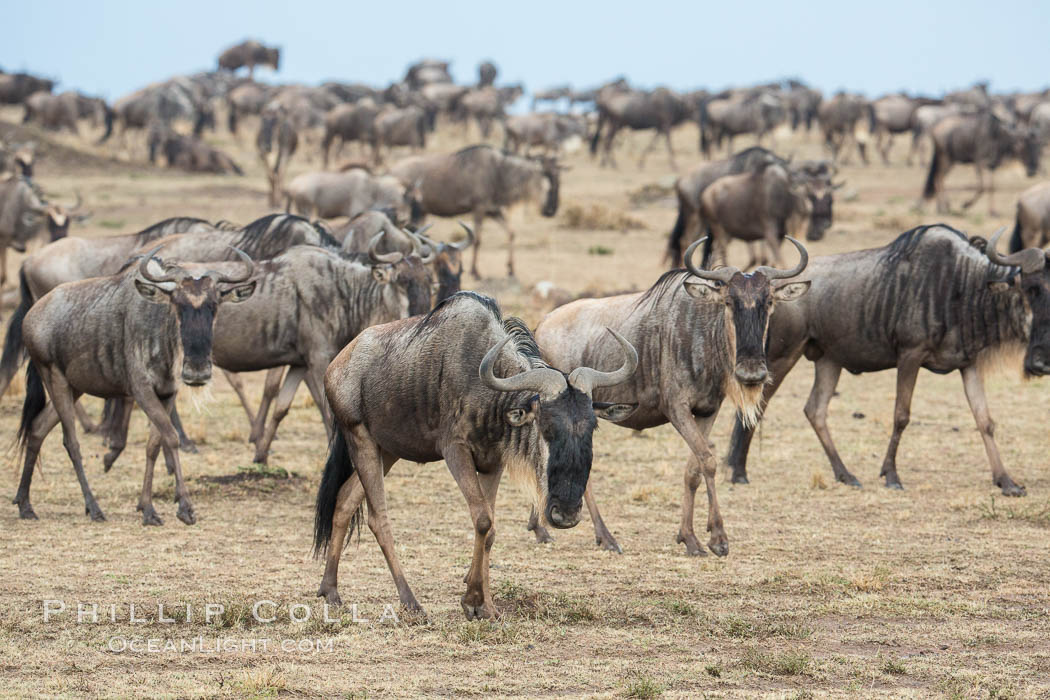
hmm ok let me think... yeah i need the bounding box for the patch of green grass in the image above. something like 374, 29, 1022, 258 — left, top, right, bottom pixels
740, 647, 812, 676
963, 633, 1000, 648
704, 664, 721, 678
588, 245, 614, 256
239, 463, 291, 479
719, 615, 812, 640
453, 620, 519, 645
98, 219, 125, 229
881, 658, 906, 675
622, 674, 664, 699
657, 599, 697, 618
977, 496, 1050, 527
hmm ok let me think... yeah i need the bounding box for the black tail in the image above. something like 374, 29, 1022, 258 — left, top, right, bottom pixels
867, 102, 877, 135
98, 108, 115, 144
666, 202, 688, 267
1009, 210, 1024, 253
698, 97, 711, 156
589, 110, 604, 156
313, 430, 361, 555
700, 223, 715, 269
17, 363, 46, 449
0, 267, 33, 400
227, 105, 238, 135
923, 148, 940, 200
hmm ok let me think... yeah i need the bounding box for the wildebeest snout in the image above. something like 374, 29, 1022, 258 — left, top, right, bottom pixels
1024, 347, 1050, 376
546, 500, 582, 529
181, 363, 213, 386
734, 359, 768, 386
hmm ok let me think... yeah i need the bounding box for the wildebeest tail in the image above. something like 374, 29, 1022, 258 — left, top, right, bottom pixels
227, 105, 238, 135
698, 97, 711, 155
867, 102, 877, 135
665, 202, 688, 267
17, 362, 46, 450
313, 429, 361, 555
922, 148, 940, 200
1009, 210, 1024, 253
700, 222, 715, 268
0, 267, 33, 400
589, 110, 604, 155
97, 107, 115, 143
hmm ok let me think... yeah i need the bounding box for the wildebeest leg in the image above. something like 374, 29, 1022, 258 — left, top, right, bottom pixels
317, 450, 398, 606
602, 123, 619, 168
253, 366, 306, 464
170, 404, 197, 454
638, 130, 662, 170
804, 357, 860, 486
726, 346, 808, 484
934, 159, 953, 214
250, 367, 286, 445
351, 425, 423, 613
469, 212, 486, 279
103, 397, 134, 472
73, 400, 99, 433
43, 368, 105, 521
138, 427, 164, 525
223, 369, 257, 428
960, 365, 1025, 497
880, 354, 923, 490
303, 362, 334, 441
584, 481, 621, 553
13, 403, 60, 520
668, 406, 727, 557
135, 389, 195, 524
962, 165, 985, 210
444, 443, 499, 619
526, 505, 554, 543
907, 130, 920, 166
491, 212, 516, 277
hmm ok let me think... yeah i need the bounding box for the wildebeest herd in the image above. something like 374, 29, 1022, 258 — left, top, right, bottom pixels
4, 42, 1050, 625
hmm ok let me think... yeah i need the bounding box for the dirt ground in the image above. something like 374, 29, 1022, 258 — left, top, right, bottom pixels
1, 108, 1049, 699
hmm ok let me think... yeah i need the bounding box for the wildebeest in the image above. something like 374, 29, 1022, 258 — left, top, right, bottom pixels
530, 238, 810, 554
412, 223, 475, 303
458, 85, 522, 139
390, 145, 560, 277
147, 124, 243, 175
530, 85, 571, 110
1009, 181, 1050, 251
313, 291, 638, 617
818, 93, 870, 165
0, 179, 88, 287
869, 94, 937, 165
371, 105, 426, 164
0, 140, 35, 178
923, 112, 1040, 215
23, 91, 112, 136
226, 81, 274, 134
503, 112, 587, 156
724, 225, 1050, 497
783, 81, 823, 132
699, 160, 835, 269
403, 59, 453, 90
699, 90, 786, 158
14, 248, 257, 524
0, 73, 54, 105
257, 107, 298, 206
284, 169, 408, 221
217, 40, 280, 78
591, 87, 693, 169
321, 100, 380, 166
477, 61, 498, 88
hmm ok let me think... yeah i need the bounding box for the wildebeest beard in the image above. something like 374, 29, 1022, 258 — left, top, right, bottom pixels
177, 301, 218, 380
540, 386, 597, 526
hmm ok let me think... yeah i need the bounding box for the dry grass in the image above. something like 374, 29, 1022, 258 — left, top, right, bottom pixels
1, 110, 1049, 696
560, 202, 648, 231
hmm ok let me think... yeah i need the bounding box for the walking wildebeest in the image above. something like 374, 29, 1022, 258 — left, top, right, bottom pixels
217, 40, 280, 78
0, 73, 54, 105
257, 107, 298, 206
321, 100, 380, 167
458, 86, 522, 139
591, 87, 693, 169
528, 237, 810, 554
313, 291, 638, 617
818, 93, 870, 165
226, 81, 273, 134
0, 179, 88, 287
699, 160, 835, 269
284, 170, 408, 221
869, 94, 937, 165
371, 105, 426, 164
503, 112, 588, 156
147, 124, 243, 175
699, 90, 786, 158
724, 225, 1050, 497
923, 112, 1041, 215
1009, 181, 1050, 251
531, 85, 571, 110
390, 145, 560, 278
23, 91, 112, 136
14, 247, 257, 525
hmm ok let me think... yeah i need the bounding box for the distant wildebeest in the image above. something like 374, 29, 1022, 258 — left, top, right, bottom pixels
418, 83, 469, 129
321, 100, 380, 167
390, 145, 560, 277
226, 81, 273, 134
102, 83, 215, 149
458, 85, 523, 139
477, 61, 497, 88
412, 223, 475, 303
665, 147, 790, 267
0, 73, 54, 105
783, 81, 823, 132
14, 248, 257, 525
531, 85, 571, 110
371, 105, 426, 164
908, 103, 966, 165
1009, 181, 1050, 251
699, 160, 836, 269
725, 226, 1050, 497
147, 124, 243, 175
923, 112, 1040, 215
591, 87, 694, 169
257, 107, 298, 206
1025, 101, 1050, 146
699, 90, 786, 158
0, 140, 35, 178
503, 112, 587, 156
0, 180, 88, 287
529, 238, 810, 554
313, 291, 638, 617
818, 93, 870, 165
403, 59, 453, 90
284, 169, 408, 221
869, 94, 938, 165
217, 40, 280, 78
23, 91, 112, 136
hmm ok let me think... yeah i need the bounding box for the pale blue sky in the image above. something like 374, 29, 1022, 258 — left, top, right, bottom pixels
5, 0, 1049, 101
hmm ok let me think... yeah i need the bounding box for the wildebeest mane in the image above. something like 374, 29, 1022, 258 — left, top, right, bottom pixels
411, 290, 501, 340
634, 269, 691, 311
133, 217, 211, 244
231, 213, 340, 258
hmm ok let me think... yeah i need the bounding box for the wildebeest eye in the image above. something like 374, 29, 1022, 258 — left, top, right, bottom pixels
504, 407, 535, 427
222, 282, 256, 303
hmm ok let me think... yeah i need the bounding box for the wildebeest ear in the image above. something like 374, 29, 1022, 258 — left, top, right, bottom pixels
592, 402, 636, 423
987, 280, 1012, 293
504, 405, 536, 427
134, 279, 172, 303
772, 280, 811, 301
682, 278, 722, 301
372, 266, 392, 283
221, 281, 257, 303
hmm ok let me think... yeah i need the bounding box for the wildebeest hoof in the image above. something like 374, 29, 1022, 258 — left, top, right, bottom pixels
103, 453, 119, 472
177, 503, 197, 525
461, 601, 494, 621
318, 587, 342, 607
596, 534, 623, 554
17, 502, 38, 520
87, 507, 106, 522
708, 538, 729, 557
1000, 483, 1026, 497
730, 472, 750, 485
676, 532, 707, 556
884, 479, 904, 490
529, 526, 554, 544
838, 473, 862, 488
179, 440, 199, 455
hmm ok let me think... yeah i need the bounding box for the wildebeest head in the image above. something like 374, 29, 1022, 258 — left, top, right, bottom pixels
17, 190, 89, 249
1015, 128, 1041, 177
135, 246, 257, 386
682, 237, 811, 422
479, 330, 638, 529
537, 156, 561, 218
796, 175, 842, 242
264, 47, 281, 71
13, 142, 34, 177
415, 221, 475, 303
986, 229, 1050, 376
366, 231, 434, 316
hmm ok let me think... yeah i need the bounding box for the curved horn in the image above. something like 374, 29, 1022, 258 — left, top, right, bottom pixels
66, 191, 84, 214
408, 228, 435, 264
683, 237, 736, 283
755, 237, 809, 280
137, 244, 179, 283
567, 328, 639, 394
209, 246, 255, 283
479, 336, 567, 396
368, 232, 404, 264
987, 227, 1046, 274
451, 221, 476, 251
